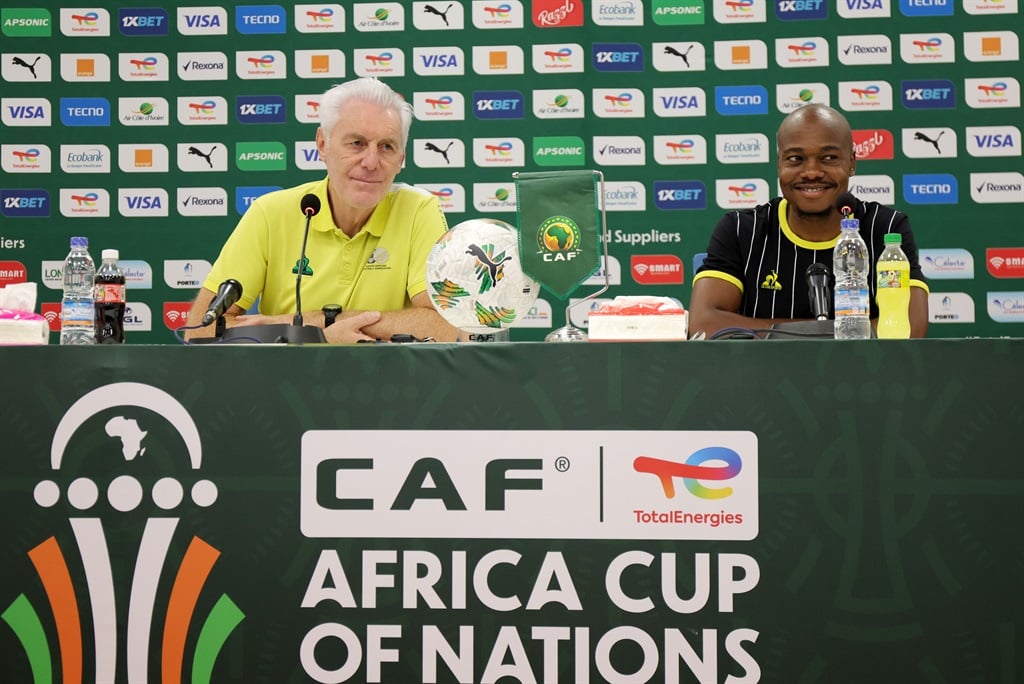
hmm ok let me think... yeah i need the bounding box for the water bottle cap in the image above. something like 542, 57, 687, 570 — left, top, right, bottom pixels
840, 218, 859, 231
102, 249, 119, 260
883, 233, 902, 245
70, 236, 88, 248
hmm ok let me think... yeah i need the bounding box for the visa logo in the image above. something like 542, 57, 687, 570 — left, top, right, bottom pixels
302, 148, 322, 163
660, 96, 699, 109
7, 106, 45, 119
126, 195, 162, 209
420, 54, 459, 68
973, 135, 1014, 148
183, 14, 221, 28
845, 0, 883, 6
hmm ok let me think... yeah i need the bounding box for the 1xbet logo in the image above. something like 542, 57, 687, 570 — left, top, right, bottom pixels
634, 447, 742, 499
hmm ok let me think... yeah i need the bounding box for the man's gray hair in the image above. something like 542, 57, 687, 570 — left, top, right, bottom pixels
318, 78, 413, 147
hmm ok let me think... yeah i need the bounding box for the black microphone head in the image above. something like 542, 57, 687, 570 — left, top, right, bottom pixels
221, 278, 242, 298
806, 262, 829, 280
300, 193, 321, 217
835, 192, 857, 217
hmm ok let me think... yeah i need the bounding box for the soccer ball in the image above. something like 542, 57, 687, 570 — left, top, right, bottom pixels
425, 218, 540, 334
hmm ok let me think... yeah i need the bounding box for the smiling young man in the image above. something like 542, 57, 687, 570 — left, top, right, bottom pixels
185, 78, 459, 343
689, 104, 929, 338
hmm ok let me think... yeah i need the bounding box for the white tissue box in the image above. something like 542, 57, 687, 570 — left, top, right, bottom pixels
587, 296, 689, 342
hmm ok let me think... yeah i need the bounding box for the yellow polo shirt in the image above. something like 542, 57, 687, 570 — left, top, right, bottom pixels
203, 178, 449, 314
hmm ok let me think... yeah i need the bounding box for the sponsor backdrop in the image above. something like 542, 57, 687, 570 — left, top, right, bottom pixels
0, 1, 1022, 342
0, 341, 1022, 682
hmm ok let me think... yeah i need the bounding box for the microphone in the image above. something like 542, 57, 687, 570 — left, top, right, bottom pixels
294, 193, 321, 327
836, 192, 857, 218
806, 263, 831, 321
201, 278, 243, 327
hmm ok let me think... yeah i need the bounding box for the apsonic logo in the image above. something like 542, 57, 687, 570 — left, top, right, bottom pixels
1, 383, 243, 684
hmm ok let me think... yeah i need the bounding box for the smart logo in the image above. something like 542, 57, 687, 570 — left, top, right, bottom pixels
634, 446, 742, 499
592, 43, 644, 72
715, 85, 769, 115
236, 96, 287, 124
899, 0, 952, 15
901, 79, 956, 109
236, 4, 286, 34
654, 180, 707, 209
1, 189, 50, 217
60, 98, 110, 126
775, 0, 828, 20
1, 383, 243, 684
473, 90, 524, 119
118, 8, 169, 35
903, 173, 958, 204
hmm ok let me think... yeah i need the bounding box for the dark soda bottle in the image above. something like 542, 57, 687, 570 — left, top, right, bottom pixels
94, 249, 126, 344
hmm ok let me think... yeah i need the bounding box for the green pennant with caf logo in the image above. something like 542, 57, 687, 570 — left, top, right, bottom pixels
514, 170, 601, 299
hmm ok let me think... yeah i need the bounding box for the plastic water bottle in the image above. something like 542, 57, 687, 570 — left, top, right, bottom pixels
833, 218, 871, 340
876, 233, 911, 339
94, 249, 127, 344
60, 236, 96, 345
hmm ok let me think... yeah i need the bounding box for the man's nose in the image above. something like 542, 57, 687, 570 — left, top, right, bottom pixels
360, 146, 380, 169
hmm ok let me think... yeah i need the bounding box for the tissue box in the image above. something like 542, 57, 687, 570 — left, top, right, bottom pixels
0, 309, 49, 345
587, 296, 688, 342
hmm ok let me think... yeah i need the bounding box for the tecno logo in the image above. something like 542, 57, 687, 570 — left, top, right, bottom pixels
301, 430, 758, 541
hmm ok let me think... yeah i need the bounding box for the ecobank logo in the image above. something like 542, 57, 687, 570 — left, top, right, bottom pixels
1, 383, 243, 684
300, 430, 758, 540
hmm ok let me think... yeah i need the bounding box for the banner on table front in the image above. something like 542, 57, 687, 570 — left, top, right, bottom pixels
301, 429, 758, 541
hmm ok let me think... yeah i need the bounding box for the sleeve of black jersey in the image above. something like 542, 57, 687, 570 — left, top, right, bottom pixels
697, 211, 747, 283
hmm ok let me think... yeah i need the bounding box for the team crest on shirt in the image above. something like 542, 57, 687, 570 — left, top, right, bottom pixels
760, 270, 782, 290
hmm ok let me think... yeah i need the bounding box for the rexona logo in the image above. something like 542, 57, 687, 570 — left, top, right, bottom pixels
652, 0, 706, 24
654, 180, 707, 210
533, 136, 585, 166
901, 79, 956, 109
715, 85, 769, 115
235, 142, 287, 170
903, 173, 958, 204
236, 4, 286, 34
592, 43, 644, 72
1, 189, 49, 217
300, 430, 758, 540
118, 7, 169, 35
1, 8, 52, 37
2, 383, 243, 683
473, 90, 524, 119
970, 172, 1024, 204
236, 95, 287, 124
775, 0, 828, 20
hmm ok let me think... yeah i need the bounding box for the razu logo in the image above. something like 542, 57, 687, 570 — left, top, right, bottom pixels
634, 447, 742, 499
2, 383, 243, 684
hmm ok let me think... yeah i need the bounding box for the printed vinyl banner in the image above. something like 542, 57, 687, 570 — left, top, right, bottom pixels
0, 341, 1021, 682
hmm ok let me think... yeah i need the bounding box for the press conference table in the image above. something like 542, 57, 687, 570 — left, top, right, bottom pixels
1, 339, 1021, 683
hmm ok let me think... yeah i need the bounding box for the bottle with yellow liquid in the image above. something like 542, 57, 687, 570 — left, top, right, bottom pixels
876, 233, 911, 339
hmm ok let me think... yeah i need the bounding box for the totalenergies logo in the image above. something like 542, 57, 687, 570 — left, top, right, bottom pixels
188, 100, 218, 115
71, 12, 100, 26
425, 95, 454, 110
543, 48, 573, 63
850, 84, 881, 100
70, 192, 100, 206
604, 92, 633, 107
306, 8, 335, 22
483, 4, 514, 17
246, 54, 276, 69
1, 383, 243, 684
725, 0, 755, 10
634, 447, 743, 499
129, 56, 159, 71
728, 183, 758, 198
665, 139, 695, 153
977, 81, 1007, 97
912, 37, 942, 52
365, 52, 394, 67
786, 41, 817, 56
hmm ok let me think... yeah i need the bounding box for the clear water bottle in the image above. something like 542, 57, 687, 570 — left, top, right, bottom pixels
876, 233, 911, 339
833, 218, 871, 340
94, 249, 127, 344
60, 236, 96, 345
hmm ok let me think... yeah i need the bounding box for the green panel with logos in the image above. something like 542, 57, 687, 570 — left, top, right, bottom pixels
0, 0, 1020, 341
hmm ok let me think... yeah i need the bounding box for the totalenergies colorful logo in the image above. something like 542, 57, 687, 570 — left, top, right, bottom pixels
129, 56, 159, 71
12, 148, 41, 162
483, 4, 513, 18
851, 84, 881, 100
365, 52, 394, 67
634, 447, 743, 499
426, 95, 454, 110
70, 192, 100, 206
188, 100, 218, 115
247, 54, 276, 69
977, 81, 1008, 97
786, 41, 817, 56
604, 92, 633, 106
912, 37, 942, 52
728, 183, 758, 198
666, 139, 696, 153
71, 12, 100, 26
1, 383, 243, 684
544, 48, 573, 63
725, 0, 755, 10
306, 8, 335, 22
484, 141, 514, 156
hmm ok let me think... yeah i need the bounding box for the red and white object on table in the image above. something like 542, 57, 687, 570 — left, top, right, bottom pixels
587, 296, 688, 342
